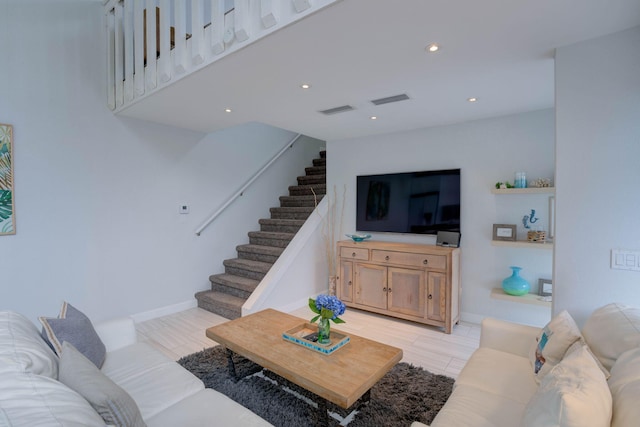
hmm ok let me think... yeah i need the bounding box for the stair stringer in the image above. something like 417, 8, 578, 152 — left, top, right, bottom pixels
242, 197, 331, 316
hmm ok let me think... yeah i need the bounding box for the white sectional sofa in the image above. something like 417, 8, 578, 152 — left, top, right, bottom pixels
0, 310, 272, 427
413, 303, 640, 427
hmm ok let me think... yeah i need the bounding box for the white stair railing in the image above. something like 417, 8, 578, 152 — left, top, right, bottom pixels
194, 133, 303, 236
104, 0, 340, 113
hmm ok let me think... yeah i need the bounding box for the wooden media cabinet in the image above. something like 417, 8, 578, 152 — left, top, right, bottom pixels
336, 240, 461, 333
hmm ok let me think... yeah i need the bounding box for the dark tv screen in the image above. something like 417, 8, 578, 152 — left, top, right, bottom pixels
356, 169, 461, 235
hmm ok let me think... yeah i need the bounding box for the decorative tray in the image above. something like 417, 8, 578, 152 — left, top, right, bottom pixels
282, 323, 350, 355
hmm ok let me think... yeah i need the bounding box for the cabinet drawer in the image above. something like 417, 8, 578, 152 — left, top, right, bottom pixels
371, 250, 446, 270
340, 246, 370, 260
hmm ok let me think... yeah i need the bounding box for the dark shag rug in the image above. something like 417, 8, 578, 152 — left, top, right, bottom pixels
178, 346, 454, 427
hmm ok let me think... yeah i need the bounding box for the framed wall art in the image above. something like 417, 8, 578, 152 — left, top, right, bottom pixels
0, 123, 15, 235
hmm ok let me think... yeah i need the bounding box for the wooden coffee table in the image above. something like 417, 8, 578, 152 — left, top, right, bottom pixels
206, 308, 402, 424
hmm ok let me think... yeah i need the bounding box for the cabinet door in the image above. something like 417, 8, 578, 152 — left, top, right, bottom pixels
387, 267, 425, 318
337, 260, 354, 303
426, 272, 447, 323
354, 263, 387, 309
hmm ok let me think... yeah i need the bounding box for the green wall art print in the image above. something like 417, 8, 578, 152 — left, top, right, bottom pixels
0, 123, 15, 235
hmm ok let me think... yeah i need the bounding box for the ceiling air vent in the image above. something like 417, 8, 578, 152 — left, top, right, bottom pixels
370, 94, 410, 106
319, 105, 355, 115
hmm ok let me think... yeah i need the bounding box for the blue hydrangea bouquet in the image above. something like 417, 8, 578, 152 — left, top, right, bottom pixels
309, 294, 346, 324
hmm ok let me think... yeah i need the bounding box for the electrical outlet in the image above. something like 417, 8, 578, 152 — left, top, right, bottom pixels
179, 205, 190, 214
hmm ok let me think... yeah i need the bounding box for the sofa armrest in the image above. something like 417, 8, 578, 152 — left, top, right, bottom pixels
94, 317, 137, 352
479, 317, 540, 358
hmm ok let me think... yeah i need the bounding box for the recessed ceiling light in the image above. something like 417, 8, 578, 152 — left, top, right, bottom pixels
426, 43, 439, 53
300, 84, 311, 89
370, 116, 378, 120
467, 97, 477, 102
224, 108, 232, 112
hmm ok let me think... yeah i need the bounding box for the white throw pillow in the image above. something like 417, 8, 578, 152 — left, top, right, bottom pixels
529, 310, 582, 382
0, 311, 58, 378
582, 302, 640, 371
58, 341, 146, 427
608, 347, 640, 427
521, 344, 612, 427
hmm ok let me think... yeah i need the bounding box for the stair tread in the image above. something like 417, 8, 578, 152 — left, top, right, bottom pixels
258, 218, 306, 226
196, 290, 245, 306
247, 231, 296, 239
223, 258, 273, 272
236, 244, 285, 255
209, 273, 259, 287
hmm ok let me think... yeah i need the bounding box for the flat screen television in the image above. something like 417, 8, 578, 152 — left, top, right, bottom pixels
356, 169, 461, 235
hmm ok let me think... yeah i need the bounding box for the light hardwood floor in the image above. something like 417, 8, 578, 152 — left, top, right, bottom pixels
136, 306, 481, 379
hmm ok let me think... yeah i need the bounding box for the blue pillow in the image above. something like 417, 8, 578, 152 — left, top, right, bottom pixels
40, 302, 106, 368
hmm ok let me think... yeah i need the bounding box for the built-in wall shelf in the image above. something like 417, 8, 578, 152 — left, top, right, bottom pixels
491, 288, 552, 308
491, 240, 554, 250
491, 187, 555, 195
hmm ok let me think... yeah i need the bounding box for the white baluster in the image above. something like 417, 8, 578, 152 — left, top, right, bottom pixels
260, 0, 279, 28
114, 2, 124, 108
292, 0, 311, 13
106, 8, 116, 110
158, 0, 172, 82
123, 0, 134, 101
174, 1, 188, 74
133, 0, 145, 95
234, 0, 250, 42
191, 0, 205, 65
144, 0, 157, 90
210, 0, 225, 55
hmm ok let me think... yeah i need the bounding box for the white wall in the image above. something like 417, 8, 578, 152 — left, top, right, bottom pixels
0, 1, 324, 323
554, 26, 640, 326
328, 110, 555, 326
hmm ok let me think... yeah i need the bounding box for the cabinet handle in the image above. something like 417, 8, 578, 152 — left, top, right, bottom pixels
423, 259, 428, 265
385, 256, 390, 261
352, 252, 357, 257
388, 287, 392, 293
383, 287, 387, 292
348, 281, 352, 286
428, 294, 433, 299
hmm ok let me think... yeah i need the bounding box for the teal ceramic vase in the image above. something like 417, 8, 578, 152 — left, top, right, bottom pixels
502, 266, 530, 296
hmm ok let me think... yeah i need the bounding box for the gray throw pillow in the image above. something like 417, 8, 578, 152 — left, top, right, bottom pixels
59, 341, 147, 427
39, 301, 106, 368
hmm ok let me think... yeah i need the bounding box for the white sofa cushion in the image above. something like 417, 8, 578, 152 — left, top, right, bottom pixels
521, 344, 612, 427
429, 383, 528, 427
101, 342, 203, 420
582, 302, 640, 371
0, 371, 105, 427
59, 341, 146, 427
456, 347, 538, 405
0, 311, 58, 378
529, 310, 581, 381
39, 302, 106, 368
146, 389, 273, 427
608, 346, 640, 427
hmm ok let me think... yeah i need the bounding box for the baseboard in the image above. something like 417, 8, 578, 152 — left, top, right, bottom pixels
131, 300, 197, 323
460, 311, 484, 325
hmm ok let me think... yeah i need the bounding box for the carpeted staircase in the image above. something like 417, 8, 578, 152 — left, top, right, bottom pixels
195, 151, 326, 319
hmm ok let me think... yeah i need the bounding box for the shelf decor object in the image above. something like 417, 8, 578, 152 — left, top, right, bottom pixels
345, 233, 371, 242
493, 224, 517, 241
282, 323, 350, 355
502, 266, 530, 296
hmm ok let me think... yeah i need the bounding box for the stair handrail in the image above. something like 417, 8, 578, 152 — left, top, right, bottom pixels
195, 133, 303, 236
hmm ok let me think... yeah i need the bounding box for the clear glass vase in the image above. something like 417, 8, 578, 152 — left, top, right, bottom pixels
317, 318, 331, 344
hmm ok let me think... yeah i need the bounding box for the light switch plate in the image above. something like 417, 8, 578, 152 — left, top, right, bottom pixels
611, 249, 640, 271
